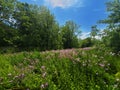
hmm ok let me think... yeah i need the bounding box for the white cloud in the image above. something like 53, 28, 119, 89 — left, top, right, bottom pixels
79, 32, 103, 40
44, 0, 83, 8
79, 32, 90, 39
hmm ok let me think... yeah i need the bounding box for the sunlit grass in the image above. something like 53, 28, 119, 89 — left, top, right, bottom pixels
0, 48, 120, 90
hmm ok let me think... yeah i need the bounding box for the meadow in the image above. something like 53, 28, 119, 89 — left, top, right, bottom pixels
0, 48, 120, 90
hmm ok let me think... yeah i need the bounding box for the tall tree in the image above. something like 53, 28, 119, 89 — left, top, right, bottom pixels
61, 21, 80, 49
13, 4, 62, 50
100, 0, 120, 53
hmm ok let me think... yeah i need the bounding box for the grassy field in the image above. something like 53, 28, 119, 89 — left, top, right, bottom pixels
0, 48, 120, 90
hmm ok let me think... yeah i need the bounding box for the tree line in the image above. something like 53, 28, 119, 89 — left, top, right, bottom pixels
0, 0, 80, 52
0, 0, 120, 53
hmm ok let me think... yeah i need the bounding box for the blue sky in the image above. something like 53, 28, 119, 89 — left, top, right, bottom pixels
19, 0, 110, 39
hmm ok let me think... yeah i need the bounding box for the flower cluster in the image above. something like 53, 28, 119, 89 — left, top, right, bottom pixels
40, 65, 49, 89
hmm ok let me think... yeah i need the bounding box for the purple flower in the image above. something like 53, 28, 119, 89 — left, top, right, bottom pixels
42, 72, 47, 78
99, 63, 105, 67
41, 82, 48, 89
29, 65, 34, 69
19, 73, 25, 79
41, 66, 46, 71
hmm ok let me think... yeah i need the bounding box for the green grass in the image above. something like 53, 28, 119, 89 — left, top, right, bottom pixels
0, 48, 120, 90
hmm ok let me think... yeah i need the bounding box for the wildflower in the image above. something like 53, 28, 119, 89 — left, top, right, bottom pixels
95, 63, 98, 65
29, 65, 34, 69
103, 81, 106, 84
75, 58, 80, 62
113, 84, 118, 88
24, 57, 27, 60
35, 59, 39, 63
30, 61, 34, 65
82, 63, 86, 66
110, 52, 115, 56
99, 63, 105, 67
96, 73, 98, 75
45, 82, 48, 87
105, 68, 108, 71
41, 84, 45, 89
116, 78, 120, 82
19, 73, 25, 79
42, 72, 47, 78
88, 60, 91, 63
14, 75, 19, 79
41, 82, 48, 89
9, 80, 13, 83
8, 73, 12, 77
41, 66, 46, 71
107, 63, 110, 66
94, 55, 97, 58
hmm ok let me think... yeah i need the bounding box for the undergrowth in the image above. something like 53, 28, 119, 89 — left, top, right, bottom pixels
0, 48, 120, 90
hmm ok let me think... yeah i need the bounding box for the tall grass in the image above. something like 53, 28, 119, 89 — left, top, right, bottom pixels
0, 48, 120, 90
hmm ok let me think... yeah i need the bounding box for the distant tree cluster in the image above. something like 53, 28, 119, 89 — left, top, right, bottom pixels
0, 0, 80, 52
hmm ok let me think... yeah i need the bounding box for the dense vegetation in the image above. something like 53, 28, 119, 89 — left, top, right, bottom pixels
0, 0, 80, 52
0, 49, 120, 89
0, 0, 120, 89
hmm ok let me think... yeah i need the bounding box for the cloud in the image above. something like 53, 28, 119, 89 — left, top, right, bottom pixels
79, 32, 103, 40
44, 0, 83, 8
79, 32, 90, 39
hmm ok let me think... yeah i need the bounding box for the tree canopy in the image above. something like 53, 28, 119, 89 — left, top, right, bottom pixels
100, 0, 120, 53
0, 0, 81, 52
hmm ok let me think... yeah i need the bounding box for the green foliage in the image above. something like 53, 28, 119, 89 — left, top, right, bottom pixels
0, 1, 67, 51
99, 0, 120, 26
0, 0, 16, 24
0, 49, 120, 89
0, 0, 81, 52
61, 21, 80, 49
99, 0, 120, 53
79, 37, 93, 48
0, 22, 18, 47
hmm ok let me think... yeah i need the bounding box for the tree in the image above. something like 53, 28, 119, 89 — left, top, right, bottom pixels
80, 37, 93, 48
99, 0, 120, 29
90, 25, 99, 39
99, 0, 120, 53
0, 22, 18, 47
0, 1, 81, 51
13, 4, 62, 51
61, 21, 80, 49
0, 0, 17, 25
